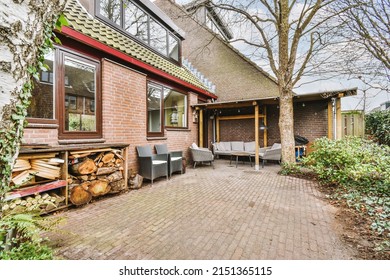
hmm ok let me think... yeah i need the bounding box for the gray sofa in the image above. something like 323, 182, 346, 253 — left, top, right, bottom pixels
259, 143, 282, 167
212, 141, 257, 157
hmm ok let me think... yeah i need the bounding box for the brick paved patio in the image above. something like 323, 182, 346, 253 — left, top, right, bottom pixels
45, 160, 355, 260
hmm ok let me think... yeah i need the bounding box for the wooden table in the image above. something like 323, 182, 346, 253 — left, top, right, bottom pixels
230, 152, 253, 168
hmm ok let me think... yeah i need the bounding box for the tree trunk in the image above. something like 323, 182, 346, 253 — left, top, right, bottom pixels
0, 0, 67, 199
278, 87, 296, 164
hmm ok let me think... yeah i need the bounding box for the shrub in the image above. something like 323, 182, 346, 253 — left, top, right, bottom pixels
365, 110, 390, 146
0, 241, 53, 260
302, 137, 390, 194
0, 211, 63, 260
302, 137, 390, 236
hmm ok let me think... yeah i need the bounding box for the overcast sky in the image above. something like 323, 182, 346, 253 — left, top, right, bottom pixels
162, 0, 389, 111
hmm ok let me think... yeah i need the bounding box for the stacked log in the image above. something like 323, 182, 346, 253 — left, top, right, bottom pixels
1, 192, 66, 214
11, 153, 64, 186
68, 149, 127, 205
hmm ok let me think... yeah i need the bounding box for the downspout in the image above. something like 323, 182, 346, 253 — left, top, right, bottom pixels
332, 97, 336, 140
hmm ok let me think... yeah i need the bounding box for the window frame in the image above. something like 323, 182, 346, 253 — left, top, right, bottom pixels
27, 47, 102, 139
95, 0, 181, 64
146, 81, 188, 137
58, 49, 102, 139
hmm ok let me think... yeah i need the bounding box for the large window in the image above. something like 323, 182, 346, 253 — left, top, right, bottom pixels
27, 48, 101, 139
63, 56, 98, 133
96, 0, 181, 63
28, 51, 55, 120
147, 82, 187, 136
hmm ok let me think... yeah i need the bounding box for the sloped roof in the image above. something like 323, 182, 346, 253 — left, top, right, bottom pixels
63, 0, 212, 95
161, 0, 279, 86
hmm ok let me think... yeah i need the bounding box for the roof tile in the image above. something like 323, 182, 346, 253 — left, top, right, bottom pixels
64, 0, 208, 91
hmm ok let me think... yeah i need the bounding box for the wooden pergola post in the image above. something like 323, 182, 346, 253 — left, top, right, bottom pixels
199, 109, 204, 147
254, 104, 260, 171
216, 116, 220, 142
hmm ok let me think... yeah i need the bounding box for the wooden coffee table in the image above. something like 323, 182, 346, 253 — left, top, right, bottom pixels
230, 152, 252, 168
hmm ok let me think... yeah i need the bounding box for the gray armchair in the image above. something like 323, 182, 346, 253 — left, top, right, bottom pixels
155, 143, 183, 177
259, 143, 282, 168
189, 143, 214, 168
136, 145, 168, 184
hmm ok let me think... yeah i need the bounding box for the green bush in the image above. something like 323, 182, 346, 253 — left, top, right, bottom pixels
0, 241, 53, 260
302, 137, 390, 236
302, 137, 390, 194
0, 211, 63, 260
365, 110, 390, 146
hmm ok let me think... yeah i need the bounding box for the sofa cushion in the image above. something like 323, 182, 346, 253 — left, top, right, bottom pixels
191, 143, 199, 149
231, 141, 244, 151
271, 143, 281, 149
244, 141, 256, 152
215, 142, 224, 151
220, 142, 231, 151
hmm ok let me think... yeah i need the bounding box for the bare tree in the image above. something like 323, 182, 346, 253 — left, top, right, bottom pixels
0, 0, 67, 195
338, 0, 389, 70
188, 0, 353, 163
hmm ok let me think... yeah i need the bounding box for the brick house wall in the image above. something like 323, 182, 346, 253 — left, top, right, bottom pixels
267, 101, 328, 145
215, 101, 328, 147
23, 59, 200, 173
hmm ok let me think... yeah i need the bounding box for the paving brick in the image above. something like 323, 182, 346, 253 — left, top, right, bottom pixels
45, 160, 355, 260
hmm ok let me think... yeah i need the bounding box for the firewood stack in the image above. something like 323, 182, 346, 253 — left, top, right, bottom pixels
68, 149, 127, 206
2, 192, 66, 214
11, 153, 64, 186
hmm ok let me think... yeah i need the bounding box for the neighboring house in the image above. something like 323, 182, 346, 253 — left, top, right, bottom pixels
373, 101, 390, 111
155, 0, 357, 148
23, 0, 216, 172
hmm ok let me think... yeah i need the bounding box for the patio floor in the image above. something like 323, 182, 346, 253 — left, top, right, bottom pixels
45, 159, 355, 260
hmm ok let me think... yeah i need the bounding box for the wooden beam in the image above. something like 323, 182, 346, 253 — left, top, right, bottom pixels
199, 109, 204, 147
327, 101, 333, 139
216, 116, 220, 142
263, 106, 268, 147
218, 114, 265, 121
196, 101, 255, 110
255, 105, 260, 170
336, 98, 342, 139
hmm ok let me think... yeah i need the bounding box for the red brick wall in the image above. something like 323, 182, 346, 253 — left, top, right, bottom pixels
23, 126, 58, 146
219, 119, 265, 147
217, 101, 328, 147
23, 59, 201, 174
267, 101, 328, 145
102, 60, 200, 172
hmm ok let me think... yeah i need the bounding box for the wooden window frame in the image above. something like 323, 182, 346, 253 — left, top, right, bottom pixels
57, 49, 102, 140
146, 81, 188, 137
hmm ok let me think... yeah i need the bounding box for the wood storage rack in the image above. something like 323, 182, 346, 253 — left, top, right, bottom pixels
4, 143, 129, 214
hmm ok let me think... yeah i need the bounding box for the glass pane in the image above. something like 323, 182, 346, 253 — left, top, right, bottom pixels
149, 19, 167, 55
124, 1, 148, 43
147, 84, 162, 133
64, 57, 96, 132
164, 89, 187, 128
168, 34, 179, 61
27, 51, 55, 119
99, 0, 121, 25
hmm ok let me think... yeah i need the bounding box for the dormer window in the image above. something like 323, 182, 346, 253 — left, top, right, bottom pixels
96, 0, 181, 63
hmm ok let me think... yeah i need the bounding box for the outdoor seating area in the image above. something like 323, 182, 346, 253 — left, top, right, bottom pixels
212, 141, 257, 157
259, 143, 282, 168
189, 143, 214, 168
